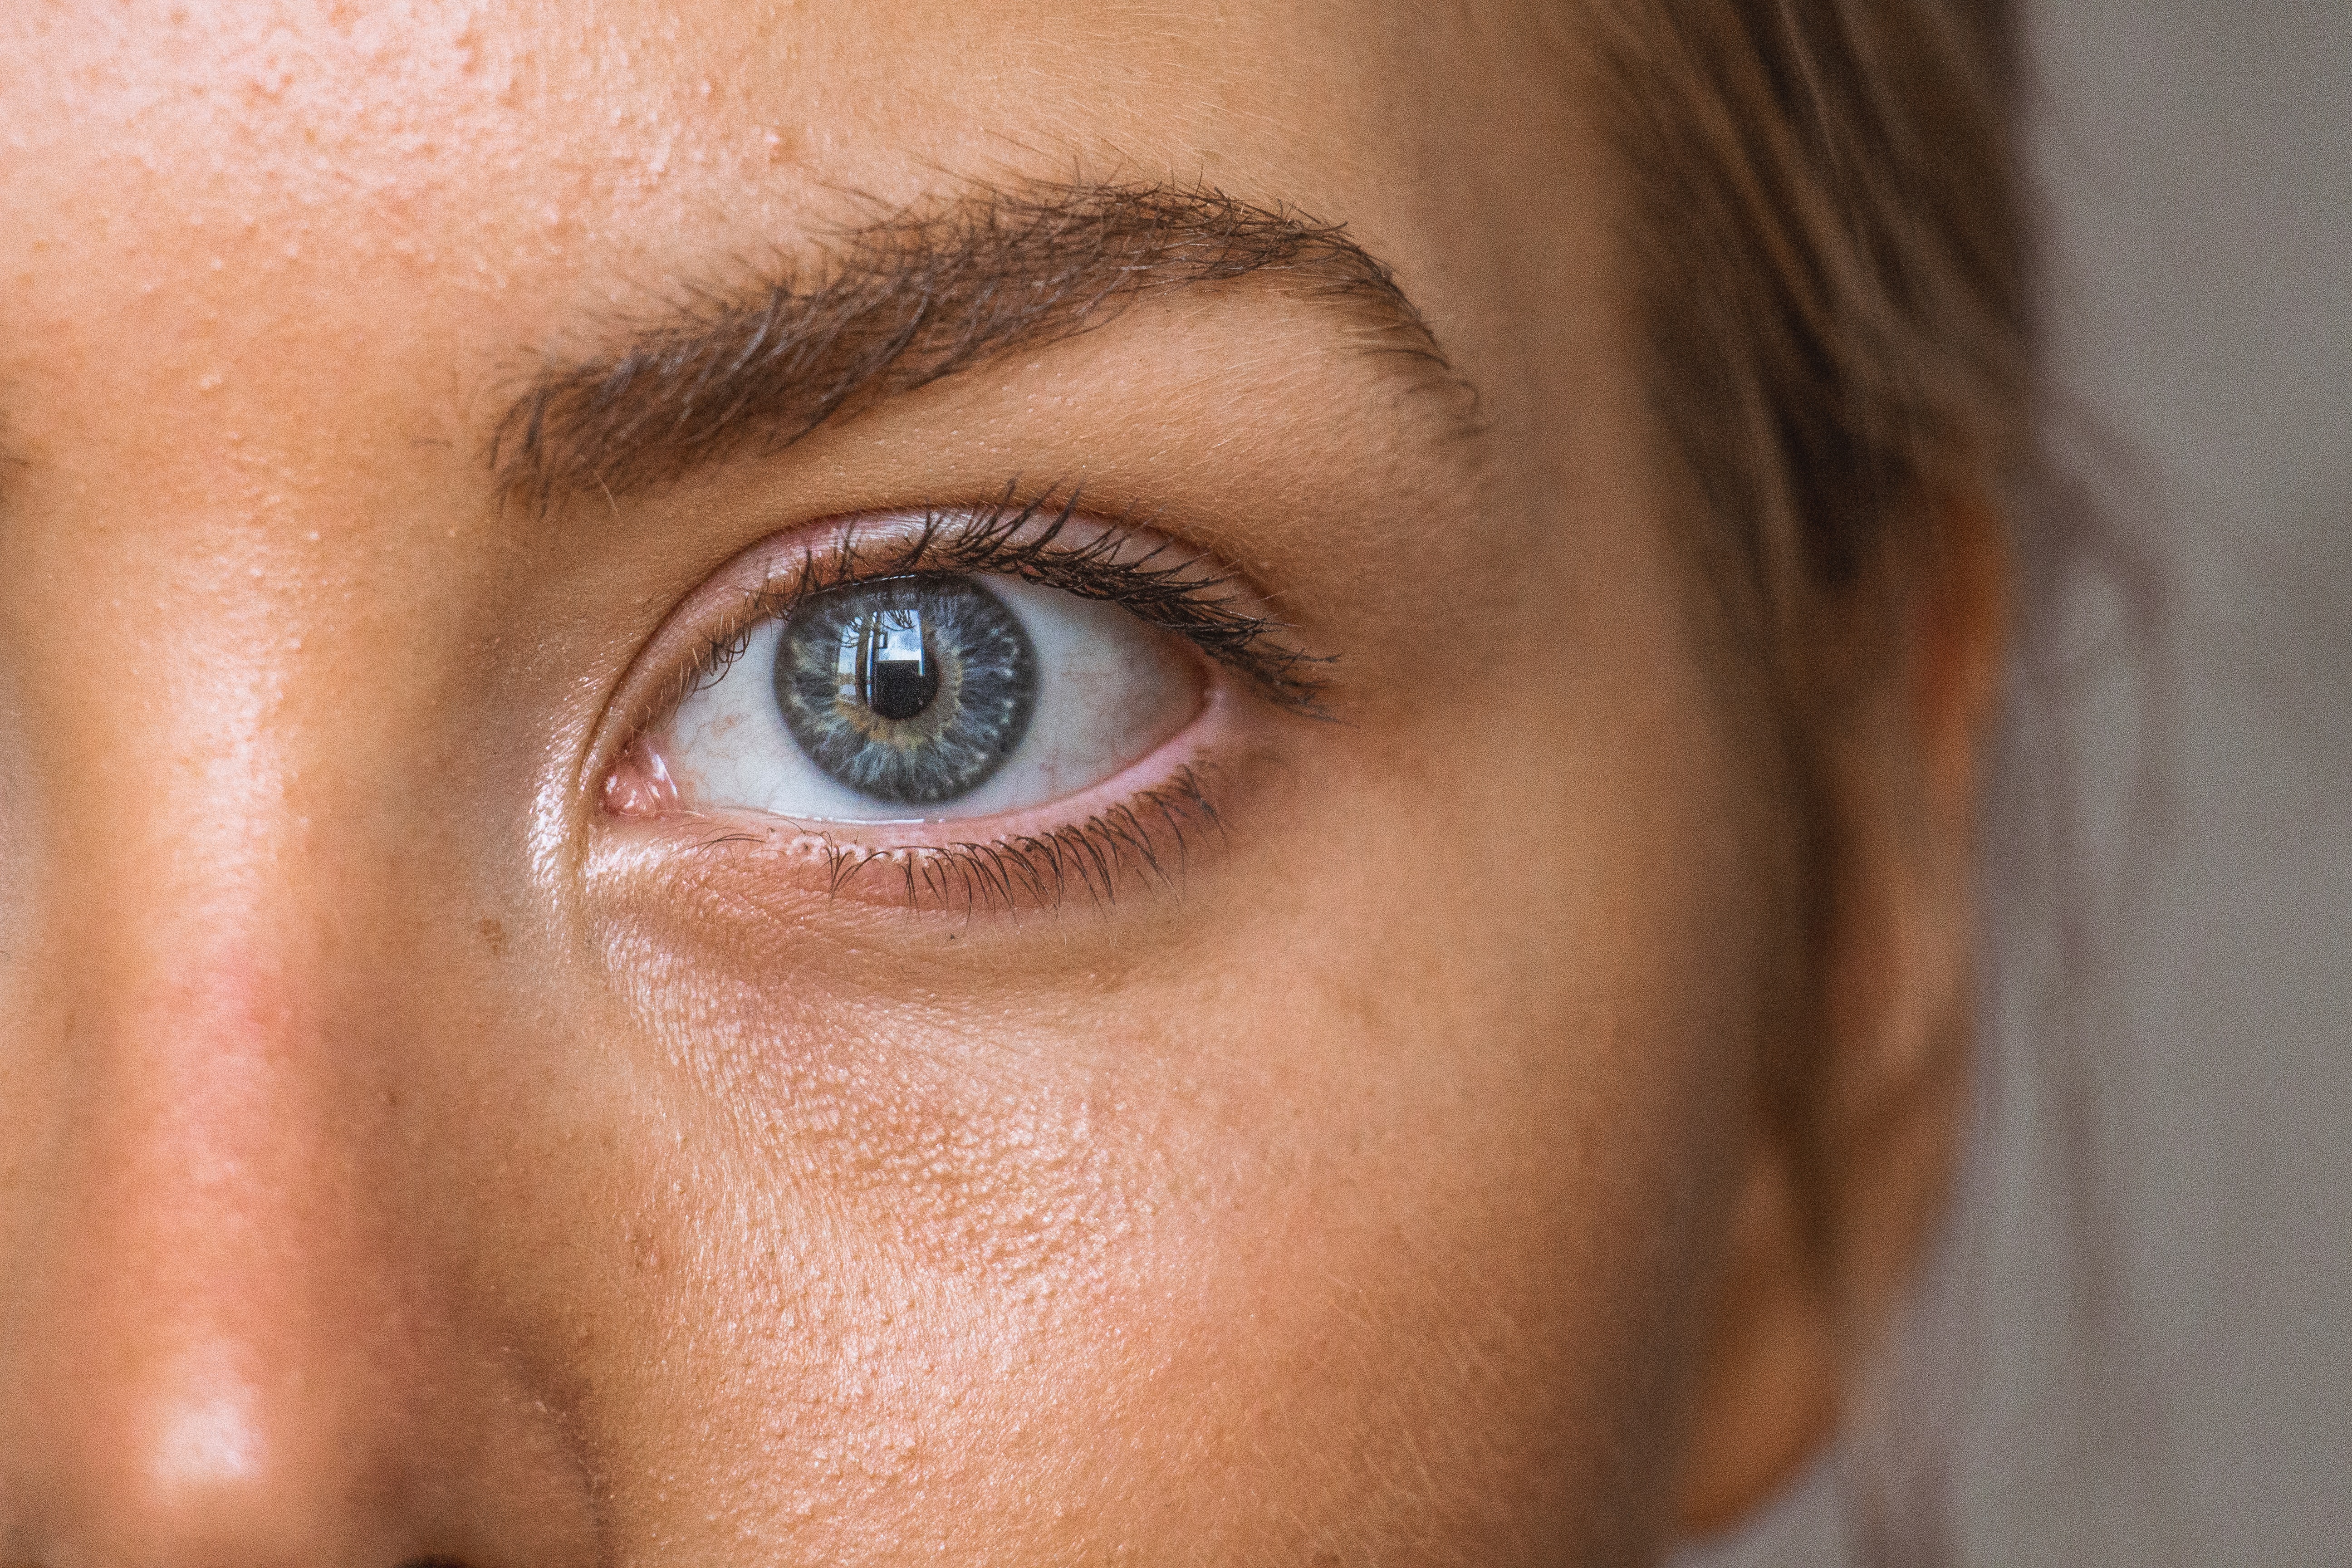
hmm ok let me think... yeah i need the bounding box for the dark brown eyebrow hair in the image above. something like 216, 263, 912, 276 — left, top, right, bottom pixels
491, 181, 1460, 511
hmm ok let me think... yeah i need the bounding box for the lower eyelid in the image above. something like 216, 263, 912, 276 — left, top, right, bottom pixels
597, 681, 1254, 915
771, 763, 1221, 911
599, 760, 1229, 916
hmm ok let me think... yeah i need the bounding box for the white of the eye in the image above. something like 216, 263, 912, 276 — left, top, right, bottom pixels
661, 575, 1198, 824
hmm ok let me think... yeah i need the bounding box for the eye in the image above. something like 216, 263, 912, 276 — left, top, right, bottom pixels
645, 570, 1201, 823
596, 500, 1330, 856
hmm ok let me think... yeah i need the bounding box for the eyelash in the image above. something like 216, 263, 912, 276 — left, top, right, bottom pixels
701, 761, 1229, 915
617, 488, 1322, 913
666, 488, 1330, 717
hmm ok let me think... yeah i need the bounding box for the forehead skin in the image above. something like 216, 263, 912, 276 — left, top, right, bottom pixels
0, 3, 1783, 1566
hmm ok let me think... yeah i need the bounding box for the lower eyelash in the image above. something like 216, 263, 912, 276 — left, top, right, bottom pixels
686, 764, 1224, 915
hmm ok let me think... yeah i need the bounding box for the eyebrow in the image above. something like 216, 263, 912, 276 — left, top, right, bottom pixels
491, 181, 1460, 510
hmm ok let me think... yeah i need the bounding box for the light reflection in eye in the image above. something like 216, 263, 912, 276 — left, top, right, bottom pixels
845, 603, 936, 721
651, 573, 1201, 824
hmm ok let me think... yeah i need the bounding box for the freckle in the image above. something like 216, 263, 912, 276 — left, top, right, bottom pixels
477, 916, 509, 956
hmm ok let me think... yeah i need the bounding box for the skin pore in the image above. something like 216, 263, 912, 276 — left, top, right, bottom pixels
0, 2, 2001, 1564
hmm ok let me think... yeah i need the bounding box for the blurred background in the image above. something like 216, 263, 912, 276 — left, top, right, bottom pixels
1684, 2, 2351, 1563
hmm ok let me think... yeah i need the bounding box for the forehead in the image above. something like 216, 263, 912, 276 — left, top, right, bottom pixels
0, 2, 1558, 352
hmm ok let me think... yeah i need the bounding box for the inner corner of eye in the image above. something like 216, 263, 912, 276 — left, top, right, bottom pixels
602, 734, 682, 819
633, 568, 1205, 827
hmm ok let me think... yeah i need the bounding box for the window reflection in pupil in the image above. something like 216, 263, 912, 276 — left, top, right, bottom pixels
845, 610, 938, 721
775, 575, 1039, 807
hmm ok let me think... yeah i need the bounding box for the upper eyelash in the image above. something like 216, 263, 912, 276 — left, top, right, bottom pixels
671, 488, 1334, 717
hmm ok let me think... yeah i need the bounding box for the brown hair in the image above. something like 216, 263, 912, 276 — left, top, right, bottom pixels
1581, 3, 2039, 1561
1584, 0, 2033, 626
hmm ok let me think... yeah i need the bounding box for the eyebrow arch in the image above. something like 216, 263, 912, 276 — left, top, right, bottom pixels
491, 181, 1460, 511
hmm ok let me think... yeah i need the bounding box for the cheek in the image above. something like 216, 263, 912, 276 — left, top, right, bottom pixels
553, 659, 1775, 1563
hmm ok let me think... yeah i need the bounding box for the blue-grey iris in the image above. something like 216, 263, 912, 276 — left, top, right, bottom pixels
773, 576, 1038, 806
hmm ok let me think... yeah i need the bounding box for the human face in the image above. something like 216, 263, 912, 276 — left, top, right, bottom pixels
0, 2, 1802, 1563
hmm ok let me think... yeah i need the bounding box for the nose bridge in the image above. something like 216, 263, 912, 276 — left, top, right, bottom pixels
0, 594, 597, 1566
61, 937, 373, 1391
7, 572, 399, 1454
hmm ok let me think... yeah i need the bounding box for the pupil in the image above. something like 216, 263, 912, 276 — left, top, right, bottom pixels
862, 609, 939, 721
778, 575, 1038, 806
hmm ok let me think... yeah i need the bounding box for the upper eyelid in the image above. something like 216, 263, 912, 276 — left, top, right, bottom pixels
671, 496, 1335, 715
